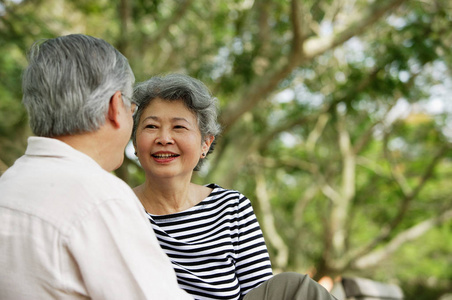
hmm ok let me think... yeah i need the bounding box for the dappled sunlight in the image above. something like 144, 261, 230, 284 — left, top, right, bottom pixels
1, 0, 451, 298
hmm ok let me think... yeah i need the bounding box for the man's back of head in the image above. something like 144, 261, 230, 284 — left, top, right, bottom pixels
22, 34, 135, 137
21, 34, 137, 171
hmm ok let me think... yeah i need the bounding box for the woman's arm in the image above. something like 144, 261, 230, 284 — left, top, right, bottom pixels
234, 193, 274, 297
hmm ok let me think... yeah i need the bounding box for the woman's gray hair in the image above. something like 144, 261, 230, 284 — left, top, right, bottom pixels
22, 34, 135, 137
132, 74, 222, 171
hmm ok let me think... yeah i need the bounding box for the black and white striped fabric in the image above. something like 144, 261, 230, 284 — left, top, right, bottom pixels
146, 183, 273, 300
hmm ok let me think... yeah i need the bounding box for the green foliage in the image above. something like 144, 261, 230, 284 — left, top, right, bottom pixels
1, 0, 451, 296
387, 223, 452, 299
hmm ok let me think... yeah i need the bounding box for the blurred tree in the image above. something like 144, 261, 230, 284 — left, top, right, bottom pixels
1, 0, 451, 297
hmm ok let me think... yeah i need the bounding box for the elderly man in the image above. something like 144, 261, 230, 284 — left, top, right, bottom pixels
0, 34, 191, 299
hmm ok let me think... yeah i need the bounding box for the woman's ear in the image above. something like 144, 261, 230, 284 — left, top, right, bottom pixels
201, 135, 215, 156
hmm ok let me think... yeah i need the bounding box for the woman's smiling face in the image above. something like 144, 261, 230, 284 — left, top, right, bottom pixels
135, 98, 211, 180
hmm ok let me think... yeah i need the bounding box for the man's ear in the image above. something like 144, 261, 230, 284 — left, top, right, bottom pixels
108, 91, 123, 128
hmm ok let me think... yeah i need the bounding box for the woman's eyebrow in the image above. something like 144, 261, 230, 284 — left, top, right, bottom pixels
142, 116, 159, 122
172, 117, 190, 123
142, 116, 191, 123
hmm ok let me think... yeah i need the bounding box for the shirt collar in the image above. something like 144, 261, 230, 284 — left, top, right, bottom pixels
25, 136, 101, 169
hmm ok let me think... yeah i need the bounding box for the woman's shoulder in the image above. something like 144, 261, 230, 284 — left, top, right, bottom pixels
205, 183, 236, 194
204, 183, 248, 202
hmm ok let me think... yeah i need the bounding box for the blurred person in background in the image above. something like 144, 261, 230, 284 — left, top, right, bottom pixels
0, 34, 192, 300
131, 73, 337, 300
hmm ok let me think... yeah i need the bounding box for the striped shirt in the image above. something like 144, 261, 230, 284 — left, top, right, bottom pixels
146, 184, 273, 300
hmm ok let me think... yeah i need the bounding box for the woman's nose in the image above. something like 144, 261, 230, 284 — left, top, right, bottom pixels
155, 129, 174, 145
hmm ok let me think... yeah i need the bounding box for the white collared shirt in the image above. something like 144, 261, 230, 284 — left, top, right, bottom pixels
0, 137, 192, 299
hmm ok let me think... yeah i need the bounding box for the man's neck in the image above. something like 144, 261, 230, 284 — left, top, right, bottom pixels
55, 128, 121, 172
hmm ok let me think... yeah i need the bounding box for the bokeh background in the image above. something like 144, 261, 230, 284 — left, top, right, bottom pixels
1, 0, 451, 298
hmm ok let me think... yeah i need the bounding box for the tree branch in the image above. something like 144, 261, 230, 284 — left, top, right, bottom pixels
253, 162, 289, 270
117, 0, 132, 55
219, 0, 305, 129
384, 142, 448, 233
346, 144, 450, 264
306, 113, 330, 153
303, 0, 409, 59
328, 109, 355, 255
256, 0, 272, 57
352, 208, 452, 269
353, 100, 395, 155
220, 0, 408, 130
294, 184, 319, 227
290, 0, 306, 57
141, 0, 194, 48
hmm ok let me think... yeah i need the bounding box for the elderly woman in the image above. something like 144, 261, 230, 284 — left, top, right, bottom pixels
131, 74, 337, 300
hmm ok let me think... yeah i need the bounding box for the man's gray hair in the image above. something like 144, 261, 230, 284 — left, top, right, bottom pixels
22, 34, 135, 137
132, 74, 222, 171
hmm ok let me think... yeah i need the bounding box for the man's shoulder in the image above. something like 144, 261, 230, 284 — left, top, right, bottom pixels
0, 157, 137, 234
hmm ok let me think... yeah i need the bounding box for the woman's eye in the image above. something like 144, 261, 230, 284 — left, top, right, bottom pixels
145, 124, 157, 129
174, 125, 186, 129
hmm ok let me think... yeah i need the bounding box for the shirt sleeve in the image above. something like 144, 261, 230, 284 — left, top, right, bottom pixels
63, 197, 193, 300
234, 193, 273, 296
